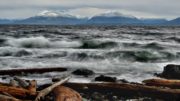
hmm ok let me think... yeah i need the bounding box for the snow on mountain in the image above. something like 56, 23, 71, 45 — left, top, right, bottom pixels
96, 11, 136, 18
87, 11, 140, 25
1, 9, 179, 25
37, 10, 77, 18
37, 10, 59, 17
13, 10, 88, 25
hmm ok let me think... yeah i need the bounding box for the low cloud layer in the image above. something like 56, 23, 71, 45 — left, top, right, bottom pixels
0, 0, 179, 19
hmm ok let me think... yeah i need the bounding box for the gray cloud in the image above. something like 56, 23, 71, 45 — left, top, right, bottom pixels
0, 0, 179, 19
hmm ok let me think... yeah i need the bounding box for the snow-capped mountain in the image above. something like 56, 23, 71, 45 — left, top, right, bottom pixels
14, 10, 87, 25
2, 10, 180, 25
87, 11, 140, 25
97, 11, 136, 18
37, 10, 78, 18
37, 10, 59, 17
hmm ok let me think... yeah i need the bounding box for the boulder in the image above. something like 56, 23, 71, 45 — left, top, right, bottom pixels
158, 64, 180, 79
72, 69, 94, 77
95, 75, 117, 82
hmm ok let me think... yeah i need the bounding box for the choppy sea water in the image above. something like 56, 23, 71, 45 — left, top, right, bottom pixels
0, 25, 180, 83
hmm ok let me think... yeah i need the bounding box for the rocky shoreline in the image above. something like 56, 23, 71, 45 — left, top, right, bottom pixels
0, 64, 179, 101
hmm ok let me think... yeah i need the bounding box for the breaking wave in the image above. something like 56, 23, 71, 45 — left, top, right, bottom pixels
40, 50, 178, 62
1, 25, 180, 83
6, 36, 81, 48
106, 50, 176, 62
7, 37, 51, 48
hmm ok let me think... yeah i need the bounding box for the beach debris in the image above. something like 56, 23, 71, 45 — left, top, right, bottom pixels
0, 81, 37, 100
14, 76, 29, 88
64, 82, 180, 101
35, 76, 70, 101
0, 94, 21, 101
0, 66, 180, 100
72, 69, 94, 77
0, 76, 83, 101
95, 75, 117, 82
0, 76, 179, 101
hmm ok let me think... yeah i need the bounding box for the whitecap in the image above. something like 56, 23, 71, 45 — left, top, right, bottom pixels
6, 36, 82, 48
7, 36, 51, 48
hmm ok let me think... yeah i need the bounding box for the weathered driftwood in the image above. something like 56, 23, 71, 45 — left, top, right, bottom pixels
12, 77, 37, 94
143, 78, 180, 89
0, 94, 21, 101
64, 82, 180, 100
10, 79, 19, 87
0, 84, 37, 98
35, 76, 70, 101
14, 76, 29, 88
27, 80, 37, 94
0, 67, 67, 75
53, 86, 82, 101
0, 82, 11, 86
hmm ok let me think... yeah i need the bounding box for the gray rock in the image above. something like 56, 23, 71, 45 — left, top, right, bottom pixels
72, 69, 94, 77
158, 64, 180, 79
95, 75, 117, 82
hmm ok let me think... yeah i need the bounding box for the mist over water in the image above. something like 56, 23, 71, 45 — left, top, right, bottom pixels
0, 25, 180, 82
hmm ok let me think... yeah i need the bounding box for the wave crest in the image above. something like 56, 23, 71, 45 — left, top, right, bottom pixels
106, 50, 176, 62
7, 36, 81, 48
7, 37, 51, 48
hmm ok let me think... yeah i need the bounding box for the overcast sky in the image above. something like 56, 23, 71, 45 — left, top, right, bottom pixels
0, 0, 179, 19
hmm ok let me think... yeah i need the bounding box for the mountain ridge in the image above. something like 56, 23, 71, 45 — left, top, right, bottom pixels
0, 11, 179, 25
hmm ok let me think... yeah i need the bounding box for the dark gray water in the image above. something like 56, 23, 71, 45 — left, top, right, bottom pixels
0, 25, 180, 83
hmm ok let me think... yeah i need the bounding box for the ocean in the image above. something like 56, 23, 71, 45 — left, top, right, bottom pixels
0, 25, 179, 83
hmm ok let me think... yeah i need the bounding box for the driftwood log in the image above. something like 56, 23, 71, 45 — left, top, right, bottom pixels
10, 79, 19, 87
53, 86, 82, 101
0, 76, 74, 101
143, 78, 180, 89
0, 67, 67, 75
64, 82, 180, 100
0, 84, 36, 98
0, 94, 21, 101
14, 76, 29, 88
35, 76, 70, 101
0, 76, 72, 101
27, 80, 37, 94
